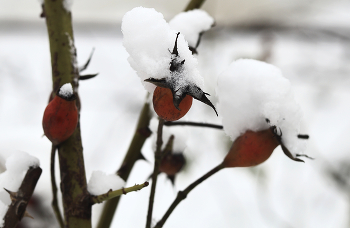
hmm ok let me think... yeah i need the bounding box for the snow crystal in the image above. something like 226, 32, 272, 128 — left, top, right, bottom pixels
217, 59, 306, 156
121, 7, 204, 94
58, 83, 73, 98
87, 171, 125, 195
0, 151, 40, 224
169, 9, 214, 49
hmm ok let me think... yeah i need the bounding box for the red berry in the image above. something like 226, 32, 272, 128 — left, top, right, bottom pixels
42, 92, 78, 145
153, 87, 192, 121
223, 129, 279, 168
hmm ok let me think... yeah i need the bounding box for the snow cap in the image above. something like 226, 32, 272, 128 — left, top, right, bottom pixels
58, 83, 75, 100
217, 59, 306, 156
87, 171, 125, 195
169, 9, 214, 48
121, 7, 204, 94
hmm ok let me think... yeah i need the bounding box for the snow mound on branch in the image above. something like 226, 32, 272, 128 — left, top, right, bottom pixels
87, 171, 125, 195
169, 9, 214, 48
0, 150, 40, 226
121, 7, 204, 93
217, 59, 306, 156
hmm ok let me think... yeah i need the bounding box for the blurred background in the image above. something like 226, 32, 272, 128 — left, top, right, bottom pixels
1, 0, 350, 227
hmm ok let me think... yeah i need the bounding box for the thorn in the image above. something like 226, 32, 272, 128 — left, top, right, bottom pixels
167, 175, 175, 186
296, 154, 314, 160
281, 144, 304, 163
79, 73, 99, 81
297, 134, 309, 139
137, 152, 147, 161
79, 48, 95, 72
172, 32, 181, 56
122, 188, 127, 195
4, 188, 17, 201
24, 211, 34, 219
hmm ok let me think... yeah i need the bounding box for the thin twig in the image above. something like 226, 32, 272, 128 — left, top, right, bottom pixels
184, 0, 207, 11
50, 145, 64, 228
146, 118, 165, 228
164, 121, 223, 130
91, 182, 149, 204
154, 163, 225, 228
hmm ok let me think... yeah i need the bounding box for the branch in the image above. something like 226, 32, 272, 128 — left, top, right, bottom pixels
3, 166, 42, 228
44, 0, 91, 227
146, 118, 165, 228
164, 121, 223, 130
97, 101, 152, 228
50, 145, 64, 228
154, 163, 224, 228
184, 0, 207, 11
91, 182, 149, 204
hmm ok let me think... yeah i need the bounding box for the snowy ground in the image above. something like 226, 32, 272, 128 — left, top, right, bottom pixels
1, 18, 350, 228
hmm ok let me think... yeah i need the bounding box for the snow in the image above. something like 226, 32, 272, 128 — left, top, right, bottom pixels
121, 7, 204, 94
63, 0, 73, 12
58, 83, 73, 98
217, 59, 305, 156
169, 9, 214, 49
87, 171, 125, 195
0, 150, 40, 225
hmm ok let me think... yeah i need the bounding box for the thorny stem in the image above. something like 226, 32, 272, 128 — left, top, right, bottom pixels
184, 0, 207, 11
154, 163, 225, 228
50, 145, 64, 228
91, 182, 149, 204
146, 118, 165, 228
164, 121, 223, 130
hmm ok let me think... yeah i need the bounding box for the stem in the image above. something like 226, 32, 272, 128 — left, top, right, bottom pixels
3, 167, 42, 228
154, 163, 225, 228
146, 118, 165, 228
97, 101, 152, 228
184, 0, 207, 11
50, 145, 64, 228
91, 182, 149, 204
164, 121, 223, 130
44, 1, 91, 227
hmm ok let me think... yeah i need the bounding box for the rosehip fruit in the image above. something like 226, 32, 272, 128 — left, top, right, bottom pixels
153, 87, 193, 121
223, 129, 279, 168
42, 83, 78, 145
159, 153, 186, 176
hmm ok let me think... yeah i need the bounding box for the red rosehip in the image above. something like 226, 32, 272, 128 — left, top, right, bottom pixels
223, 129, 279, 168
153, 86, 192, 121
42, 84, 78, 145
159, 153, 186, 176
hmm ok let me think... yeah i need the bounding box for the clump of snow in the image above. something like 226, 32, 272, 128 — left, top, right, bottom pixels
0, 151, 40, 225
58, 83, 73, 98
217, 59, 306, 155
87, 171, 125, 195
63, 0, 73, 12
121, 7, 204, 93
169, 9, 214, 48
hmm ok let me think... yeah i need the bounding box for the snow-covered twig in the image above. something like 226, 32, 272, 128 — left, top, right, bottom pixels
3, 167, 42, 228
91, 182, 149, 204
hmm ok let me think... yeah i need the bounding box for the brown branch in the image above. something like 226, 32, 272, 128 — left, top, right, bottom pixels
184, 0, 207, 11
164, 121, 223, 130
50, 145, 64, 228
154, 163, 224, 228
146, 118, 165, 228
3, 166, 42, 228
